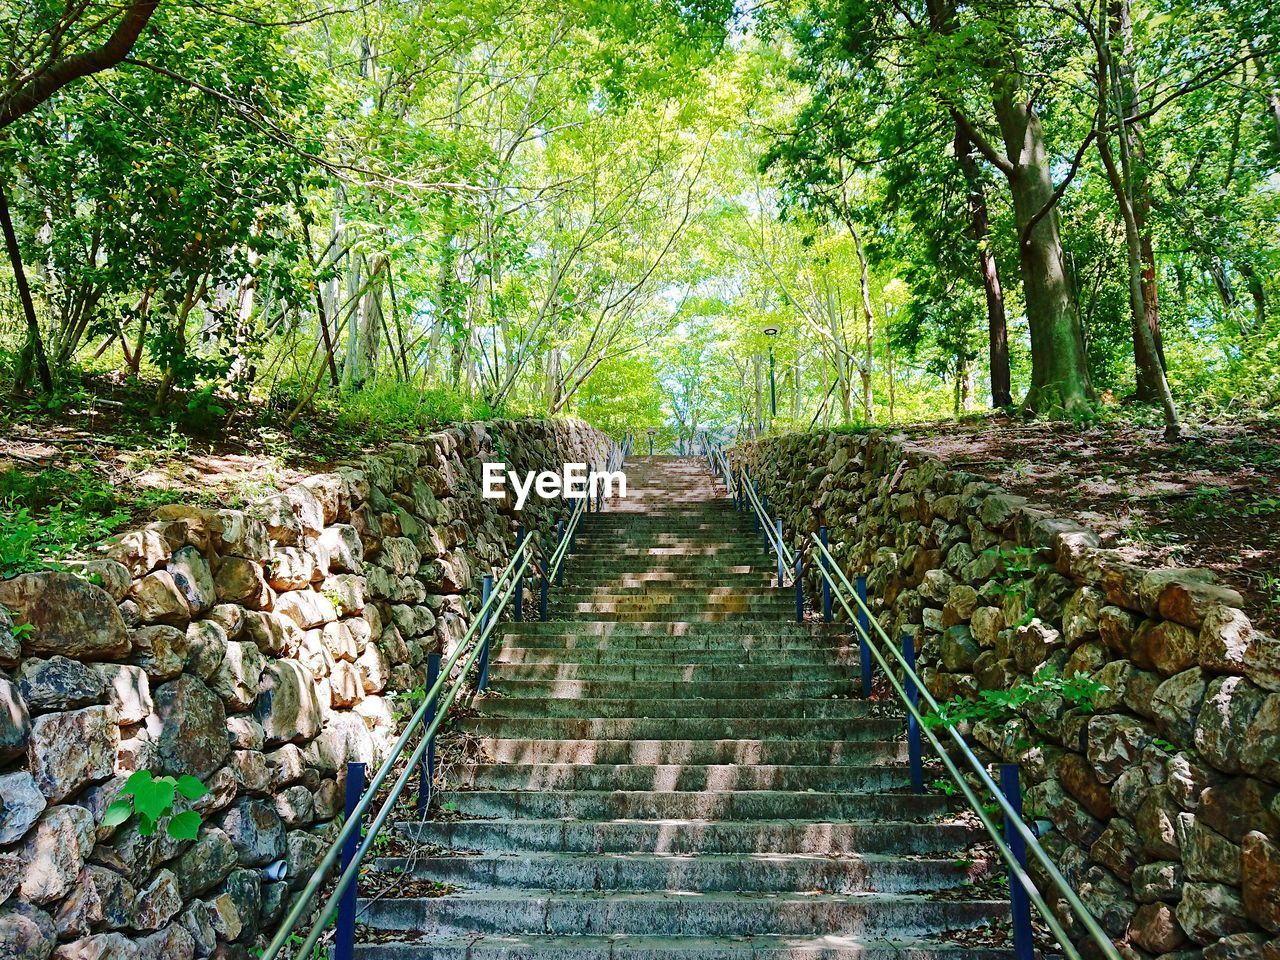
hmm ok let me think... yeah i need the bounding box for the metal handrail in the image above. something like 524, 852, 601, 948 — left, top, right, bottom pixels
262, 440, 627, 960
704, 442, 795, 580
808, 535, 1121, 960
703, 438, 1120, 960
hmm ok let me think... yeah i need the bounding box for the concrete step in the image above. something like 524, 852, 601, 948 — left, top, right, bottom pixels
493, 648, 857, 666
487, 663, 855, 682
371, 850, 993, 894
352, 934, 1012, 960
486, 678, 859, 699
355, 888, 1005, 938
558, 577, 778, 589
475, 738, 912, 767
459, 716, 904, 741
545, 610, 798, 623
496, 635, 846, 652
553, 586, 787, 599
501, 621, 845, 637
444, 763, 913, 793
434, 790, 950, 821
395, 817, 983, 856
475, 698, 883, 720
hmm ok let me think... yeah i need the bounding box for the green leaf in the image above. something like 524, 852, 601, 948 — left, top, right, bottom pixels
166, 810, 202, 841
121, 769, 154, 797
101, 798, 133, 828
137, 813, 157, 837
176, 775, 208, 801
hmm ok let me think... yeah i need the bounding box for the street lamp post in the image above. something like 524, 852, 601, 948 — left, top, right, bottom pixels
763, 326, 778, 419
647, 427, 657, 457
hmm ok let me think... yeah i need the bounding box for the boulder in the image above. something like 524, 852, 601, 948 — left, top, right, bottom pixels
209, 641, 266, 712
129, 625, 188, 681
218, 798, 285, 867
1136, 786, 1182, 859
231, 749, 271, 795
95, 529, 168, 577
1086, 714, 1152, 784
214, 557, 271, 609
130, 571, 190, 625
27, 705, 116, 802
0, 771, 46, 844
136, 924, 195, 960
166, 546, 215, 615
0, 572, 131, 659
1089, 817, 1141, 880
1196, 676, 1268, 774
1242, 830, 1280, 932
52, 932, 139, 959
1132, 860, 1183, 904
93, 664, 152, 725
0, 902, 56, 960
55, 865, 136, 937
0, 676, 30, 761
242, 611, 303, 658
152, 675, 229, 779
1177, 813, 1242, 884
135, 868, 183, 930
329, 660, 362, 708
210, 510, 270, 559
185, 619, 228, 682
317, 525, 363, 573
1130, 902, 1187, 953
1240, 691, 1280, 782
1176, 883, 1252, 945
16, 656, 105, 711
1150, 668, 1208, 743
175, 828, 239, 900
18, 804, 96, 903
226, 715, 264, 751
256, 660, 322, 745
274, 590, 338, 631
1134, 619, 1201, 675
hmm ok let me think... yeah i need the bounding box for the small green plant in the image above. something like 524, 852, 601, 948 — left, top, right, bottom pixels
924, 667, 1108, 731
930, 777, 956, 797
102, 770, 209, 839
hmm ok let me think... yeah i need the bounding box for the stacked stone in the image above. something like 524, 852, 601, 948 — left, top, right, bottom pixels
0, 418, 611, 960
733, 430, 1279, 960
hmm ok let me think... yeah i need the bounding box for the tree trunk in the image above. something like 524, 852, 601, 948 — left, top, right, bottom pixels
1095, 28, 1180, 437
0, 179, 53, 393
993, 94, 1095, 413
1111, 0, 1167, 402
953, 124, 1012, 407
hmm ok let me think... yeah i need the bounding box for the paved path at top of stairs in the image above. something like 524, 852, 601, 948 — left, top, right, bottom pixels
356, 456, 1011, 959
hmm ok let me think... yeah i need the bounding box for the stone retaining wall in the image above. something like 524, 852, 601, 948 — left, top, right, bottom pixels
732, 430, 1279, 960
0, 418, 612, 960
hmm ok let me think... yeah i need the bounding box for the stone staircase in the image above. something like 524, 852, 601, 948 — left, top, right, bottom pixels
356, 456, 1011, 959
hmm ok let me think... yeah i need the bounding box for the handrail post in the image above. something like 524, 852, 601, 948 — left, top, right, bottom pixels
334, 760, 366, 960
775, 519, 784, 586
856, 574, 873, 697
417, 652, 440, 813
819, 526, 832, 623
539, 546, 550, 623
794, 553, 803, 623
752, 480, 762, 532
514, 526, 525, 622
1001, 764, 1035, 960
902, 632, 923, 794
554, 520, 566, 586
476, 574, 494, 692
